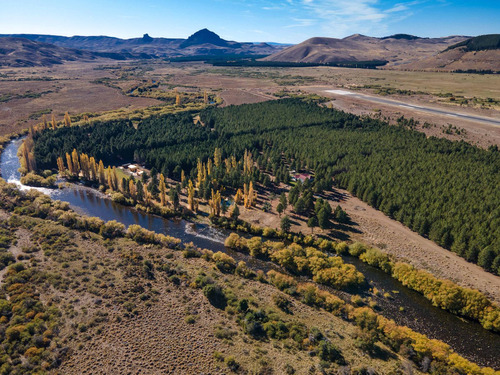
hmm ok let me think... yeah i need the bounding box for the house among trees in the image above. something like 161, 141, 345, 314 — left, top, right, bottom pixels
292, 173, 314, 183
123, 164, 145, 177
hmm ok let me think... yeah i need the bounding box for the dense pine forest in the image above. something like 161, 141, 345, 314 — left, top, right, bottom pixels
32, 99, 500, 275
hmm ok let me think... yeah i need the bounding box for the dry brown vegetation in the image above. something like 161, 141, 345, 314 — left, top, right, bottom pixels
0, 187, 423, 375
2, 60, 499, 146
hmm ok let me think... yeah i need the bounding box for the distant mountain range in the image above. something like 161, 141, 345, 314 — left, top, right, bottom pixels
0, 29, 283, 66
0, 29, 498, 72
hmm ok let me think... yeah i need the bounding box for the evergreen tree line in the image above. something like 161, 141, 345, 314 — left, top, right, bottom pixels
31, 99, 500, 275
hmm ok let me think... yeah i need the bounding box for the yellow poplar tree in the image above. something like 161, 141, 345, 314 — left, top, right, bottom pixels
247, 181, 256, 208
51, 114, 57, 130
106, 167, 114, 191
66, 153, 74, 176
89, 157, 97, 181
207, 158, 213, 177
209, 189, 221, 217
196, 158, 203, 188
224, 158, 231, 174
143, 184, 150, 205
234, 188, 243, 205
214, 148, 221, 167
98, 160, 106, 186
71, 149, 80, 175
64, 112, 71, 127
57, 156, 65, 174
80, 153, 90, 180
243, 183, 249, 208
159, 173, 167, 206
129, 180, 136, 200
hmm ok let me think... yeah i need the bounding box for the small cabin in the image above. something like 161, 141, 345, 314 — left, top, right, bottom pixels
293, 173, 313, 183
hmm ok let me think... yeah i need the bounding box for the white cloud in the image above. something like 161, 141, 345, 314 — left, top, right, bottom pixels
285, 18, 316, 28
298, 0, 418, 37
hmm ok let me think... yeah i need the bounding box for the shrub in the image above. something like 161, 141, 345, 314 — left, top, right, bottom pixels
273, 293, 292, 313
215, 327, 237, 340
224, 356, 239, 371
99, 220, 125, 239
20, 172, 56, 187
349, 242, 367, 257
359, 248, 393, 273
212, 251, 236, 273
203, 284, 227, 309
126, 224, 156, 243
335, 242, 349, 255
317, 340, 344, 364
267, 270, 297, 293
235, 261, 256, 279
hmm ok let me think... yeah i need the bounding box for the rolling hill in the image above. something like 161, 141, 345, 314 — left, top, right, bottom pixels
403, 34, 500, 72
263, 34, 467, 66
0, 37, 102, 67
0, 37, 153, 67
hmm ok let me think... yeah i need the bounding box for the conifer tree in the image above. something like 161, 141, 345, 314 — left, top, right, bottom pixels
112, 167, 118, 191
121, 177, 128, 193
136, 180, 144, 202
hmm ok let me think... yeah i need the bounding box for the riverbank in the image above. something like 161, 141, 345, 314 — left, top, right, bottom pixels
0, 182, 498, 373
2, 137, 499, 369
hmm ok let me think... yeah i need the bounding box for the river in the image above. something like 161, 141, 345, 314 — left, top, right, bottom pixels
1, 138, 499, 369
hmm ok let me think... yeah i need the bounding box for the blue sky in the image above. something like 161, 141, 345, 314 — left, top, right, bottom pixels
0, 0, 498, 43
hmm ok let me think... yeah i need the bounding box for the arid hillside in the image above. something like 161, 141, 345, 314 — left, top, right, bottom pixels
263, 34, 467, 66
402, 34, 500, 72
0, 37, 106, 67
